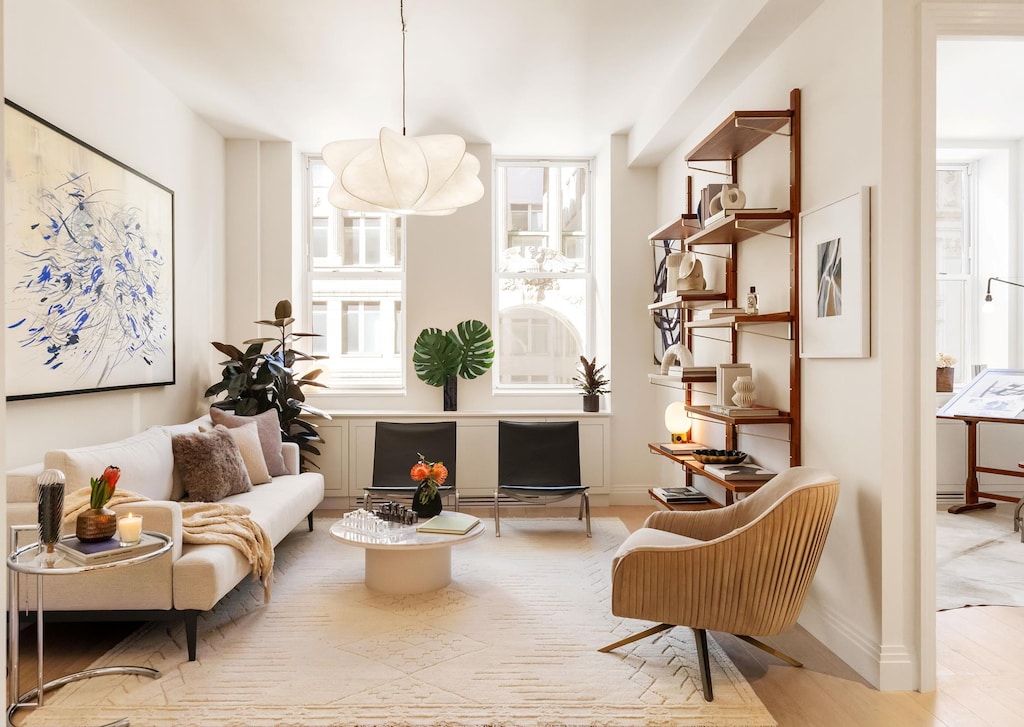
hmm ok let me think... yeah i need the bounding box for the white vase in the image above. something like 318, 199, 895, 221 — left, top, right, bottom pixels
732, 376, 757, 408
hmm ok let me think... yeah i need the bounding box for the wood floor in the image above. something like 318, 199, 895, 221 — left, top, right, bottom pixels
7, 505, 1023, 726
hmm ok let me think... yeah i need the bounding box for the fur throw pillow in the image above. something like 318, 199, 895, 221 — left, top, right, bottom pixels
172, 427, 252, 502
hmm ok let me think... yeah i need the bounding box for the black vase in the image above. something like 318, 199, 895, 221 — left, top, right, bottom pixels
37, 469, 66, 554
412, 482, 443, 518
443, 375, 458, 411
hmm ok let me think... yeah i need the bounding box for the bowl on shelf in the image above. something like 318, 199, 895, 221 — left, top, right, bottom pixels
692, 449, 747, 465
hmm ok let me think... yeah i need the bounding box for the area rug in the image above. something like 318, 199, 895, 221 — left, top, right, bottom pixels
23, 517, 774, 727
937, 502, 1024, 611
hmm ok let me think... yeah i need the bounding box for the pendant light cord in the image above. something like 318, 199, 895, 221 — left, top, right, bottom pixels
400, 0, 407, 136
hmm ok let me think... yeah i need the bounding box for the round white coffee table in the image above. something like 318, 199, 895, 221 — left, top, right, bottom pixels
329, 518, 484, 594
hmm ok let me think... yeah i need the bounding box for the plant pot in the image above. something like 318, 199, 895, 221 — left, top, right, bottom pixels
443, 375, 458, 411
75, 507, 117, 543
582, 394, 600, 412
937, 367, 954, 393
412, 482, 443, 518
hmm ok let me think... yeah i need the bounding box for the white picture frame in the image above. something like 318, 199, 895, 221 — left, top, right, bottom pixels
716, 363, 752, 406
799, 187, 871, 358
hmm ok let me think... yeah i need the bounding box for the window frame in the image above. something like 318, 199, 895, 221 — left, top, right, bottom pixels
302, 154, 407, 392
492, 157, 594, 393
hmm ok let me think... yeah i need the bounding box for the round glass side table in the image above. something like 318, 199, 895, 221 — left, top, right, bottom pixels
6, 524, 173, 727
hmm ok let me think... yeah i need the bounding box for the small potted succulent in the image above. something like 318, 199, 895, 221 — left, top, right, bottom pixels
574, 355, 610, 412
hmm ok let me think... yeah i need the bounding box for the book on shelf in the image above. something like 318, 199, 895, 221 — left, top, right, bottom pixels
703, 207, 779, 228
416, 512, 481, 535
715, 363, 752, 405
702, 462, 776, 481
653, 486, 709, 503
708, 307, 750, 318
55, 532, 163, 565
663, 365, 717, 378
708, 404, 780, 417
657, 441, 706, 455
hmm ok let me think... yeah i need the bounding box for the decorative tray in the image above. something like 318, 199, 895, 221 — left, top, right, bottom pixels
692, 449, 747, 465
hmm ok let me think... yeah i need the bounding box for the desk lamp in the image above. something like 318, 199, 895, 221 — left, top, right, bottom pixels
982, 277, 1024, 312
664, 402, 692, 444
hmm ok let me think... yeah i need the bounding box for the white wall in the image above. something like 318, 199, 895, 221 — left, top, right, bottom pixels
223, 138, 667, 498
652, 0, 924, 689
3, 0, 226, 467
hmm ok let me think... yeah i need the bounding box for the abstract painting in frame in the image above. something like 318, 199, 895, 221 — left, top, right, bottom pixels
799, 187, 870, 358
4, 100, 175, 400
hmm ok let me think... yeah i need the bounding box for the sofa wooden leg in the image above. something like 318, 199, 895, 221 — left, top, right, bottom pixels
185, 611, 199, 661
307, 512, 314, 532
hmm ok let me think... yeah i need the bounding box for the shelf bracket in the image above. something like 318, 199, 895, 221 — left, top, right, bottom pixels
734, 117, 792, 137
734, 222, 792, 239
685, 160, 733, 177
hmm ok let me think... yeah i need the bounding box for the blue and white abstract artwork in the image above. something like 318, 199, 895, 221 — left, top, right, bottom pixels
4, 101, 174, 400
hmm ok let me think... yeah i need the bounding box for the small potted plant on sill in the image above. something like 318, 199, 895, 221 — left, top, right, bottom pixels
936, 353, 956, 393
574, 355, 610, 412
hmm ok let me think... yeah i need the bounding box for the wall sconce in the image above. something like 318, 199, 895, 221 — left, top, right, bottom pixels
664, 402, 692, 443
982, 277, 1024, 312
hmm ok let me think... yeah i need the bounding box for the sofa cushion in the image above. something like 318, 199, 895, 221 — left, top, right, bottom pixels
209, 408, 288, 477
213, 422, 271, 485
44, 428, 176, 501
172, 428, 252, 502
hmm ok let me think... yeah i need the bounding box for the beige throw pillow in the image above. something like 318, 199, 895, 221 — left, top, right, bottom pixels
171, 427, 252, 502
209, 408, 288, 476
212, 422, 271, 485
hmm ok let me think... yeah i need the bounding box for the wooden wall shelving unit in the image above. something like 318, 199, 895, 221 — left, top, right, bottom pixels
648, 89, 802, 492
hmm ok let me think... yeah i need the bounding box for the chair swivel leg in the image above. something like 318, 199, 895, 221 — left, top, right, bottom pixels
598, 622, 673, 653
692, 628, 714, 701
734, 634, 803, 667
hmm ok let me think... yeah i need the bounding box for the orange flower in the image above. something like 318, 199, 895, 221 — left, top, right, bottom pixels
89, 465, 121, 509
429, 462, 448, 485
410, 462, 430, 482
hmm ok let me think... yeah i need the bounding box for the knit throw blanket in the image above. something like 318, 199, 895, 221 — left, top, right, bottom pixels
62, 489, 275, 601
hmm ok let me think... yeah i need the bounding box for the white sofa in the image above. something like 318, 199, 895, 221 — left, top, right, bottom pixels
5, 415, 324, 661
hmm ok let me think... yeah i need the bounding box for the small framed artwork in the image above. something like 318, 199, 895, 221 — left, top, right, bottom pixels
936, 369, 1024, 419
799, 187, 871, 358
4, 100, 175, 400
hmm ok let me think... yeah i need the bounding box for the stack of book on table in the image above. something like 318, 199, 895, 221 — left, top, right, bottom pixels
653, 486, 710, 504
416, 512, 481, 535
708, 404, 780, 417
656, 441, 706, 457
702, 462, 776, 482
56, 532, 163, 565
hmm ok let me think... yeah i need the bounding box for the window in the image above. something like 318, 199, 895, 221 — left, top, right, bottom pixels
936, 163, 974, 384
305, 156, 404, 389
494, 160, 591, 388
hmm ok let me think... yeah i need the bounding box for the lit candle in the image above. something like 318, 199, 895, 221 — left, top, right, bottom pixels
118, 512, 142, 545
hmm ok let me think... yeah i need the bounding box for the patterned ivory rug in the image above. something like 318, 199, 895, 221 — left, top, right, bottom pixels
23, 517, 774, 727
937, 502, 1024, 611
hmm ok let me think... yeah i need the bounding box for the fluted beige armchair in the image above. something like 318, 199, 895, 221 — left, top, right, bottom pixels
600, 466, 839, 701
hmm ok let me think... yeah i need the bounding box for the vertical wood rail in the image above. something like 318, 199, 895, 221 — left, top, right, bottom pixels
789, 87, 802, 467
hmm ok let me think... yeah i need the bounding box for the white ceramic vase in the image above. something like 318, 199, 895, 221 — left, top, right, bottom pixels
732, 376, 757, 408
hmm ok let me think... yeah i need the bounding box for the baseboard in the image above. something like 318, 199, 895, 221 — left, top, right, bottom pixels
798, 598, 916, 690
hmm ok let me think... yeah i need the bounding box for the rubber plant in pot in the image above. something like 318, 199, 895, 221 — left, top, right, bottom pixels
413, 319, 494, 411
205, 300, 330, 471
574, 355, 610, 412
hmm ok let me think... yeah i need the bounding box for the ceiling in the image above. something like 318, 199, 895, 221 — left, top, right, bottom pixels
69, 0, 709, 158
19, 3, 1021, 166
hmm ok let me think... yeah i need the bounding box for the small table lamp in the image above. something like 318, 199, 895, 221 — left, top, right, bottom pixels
664, 402, 692, 444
